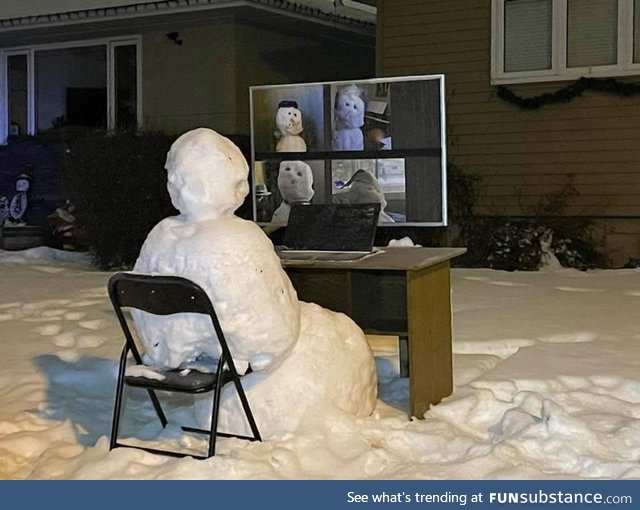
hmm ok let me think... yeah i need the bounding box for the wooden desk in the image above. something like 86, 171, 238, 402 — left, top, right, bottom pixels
281, 247, 466, 419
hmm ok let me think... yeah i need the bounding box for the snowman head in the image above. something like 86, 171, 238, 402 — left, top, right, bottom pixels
277, 161, 314, 204
165, 128, 249, 220
276, 101, 303, 136
334, 85, 365, 129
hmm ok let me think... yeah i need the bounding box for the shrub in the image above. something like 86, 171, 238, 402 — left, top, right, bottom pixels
58, 131, 177, 269
487, 220, 551, 271
446, 168, 606, 271
447, 162, 482, 244
552, 237, 603, 270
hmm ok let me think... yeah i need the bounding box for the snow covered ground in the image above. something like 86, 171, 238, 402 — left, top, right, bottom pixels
0, 246, 639, 480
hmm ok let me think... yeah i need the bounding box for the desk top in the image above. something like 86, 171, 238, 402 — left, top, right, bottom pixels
279, 246, 467, 271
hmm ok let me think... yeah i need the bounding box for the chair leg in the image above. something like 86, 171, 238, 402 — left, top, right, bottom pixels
207, 365, 225, 458
128, 343, 168, 428
232, 377, 261, 442
111, 348, 169, 453
110, 348, 128, 450
146, 389, 168, 429
399, 336, 410, 378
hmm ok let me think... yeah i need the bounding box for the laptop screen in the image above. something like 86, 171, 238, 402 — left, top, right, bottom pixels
282, 203, 380, 252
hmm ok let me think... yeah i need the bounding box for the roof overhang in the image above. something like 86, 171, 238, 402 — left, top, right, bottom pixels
0, 0, 375, 48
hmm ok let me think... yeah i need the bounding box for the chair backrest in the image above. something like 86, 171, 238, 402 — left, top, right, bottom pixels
108, 272, 233, 367
109, 273, 214, 315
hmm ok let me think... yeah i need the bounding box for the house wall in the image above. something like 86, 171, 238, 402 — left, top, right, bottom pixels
142, 21, 375, 137
233, 23, 375, 135
142, 23, 239, 135
378, 0, 640, 266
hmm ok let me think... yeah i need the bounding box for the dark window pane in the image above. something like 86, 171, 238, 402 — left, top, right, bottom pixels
115, 44, 138, 130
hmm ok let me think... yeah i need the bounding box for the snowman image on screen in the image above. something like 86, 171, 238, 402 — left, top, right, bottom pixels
271, 161, 314, 225
332, 85, 365, 151
333, 169, 395, 223
275, 101, 307, 153
134, 128, 377, 438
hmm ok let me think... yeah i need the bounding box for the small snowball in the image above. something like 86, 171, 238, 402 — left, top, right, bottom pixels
387, 237, 421, 248
126, 365, 166, 381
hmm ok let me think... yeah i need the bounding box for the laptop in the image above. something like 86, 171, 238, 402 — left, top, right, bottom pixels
277, 203, 380, 261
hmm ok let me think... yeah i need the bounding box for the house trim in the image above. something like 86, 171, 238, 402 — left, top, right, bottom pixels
0, 1, 375, 35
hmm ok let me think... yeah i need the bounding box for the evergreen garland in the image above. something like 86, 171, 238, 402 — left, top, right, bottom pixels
496, 77, 640, 110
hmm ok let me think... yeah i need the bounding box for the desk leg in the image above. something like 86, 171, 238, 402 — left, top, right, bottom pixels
399, 336, 409, 377
407, 261, 453, 419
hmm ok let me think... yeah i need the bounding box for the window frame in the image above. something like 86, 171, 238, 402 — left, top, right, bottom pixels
0, 35, 142, 145
491, 0, 640, 84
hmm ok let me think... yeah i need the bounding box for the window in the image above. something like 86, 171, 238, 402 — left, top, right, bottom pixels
7, 54, 28, 138
492, 0, 640, 83
0, 36, 141, 144
634, 0, 640, 61
567, 0, 617, 68
113, 43, 139, 130
36, 46, 108, 130
504, 0, 552, 72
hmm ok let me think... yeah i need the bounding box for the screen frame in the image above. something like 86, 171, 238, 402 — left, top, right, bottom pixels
249, 74, 448, 228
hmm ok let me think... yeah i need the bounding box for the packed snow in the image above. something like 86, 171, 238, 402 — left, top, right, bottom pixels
134, 129, 301, 372
0, 125, 638, 480
133, 128, 377, 437
1, 245, 639, 479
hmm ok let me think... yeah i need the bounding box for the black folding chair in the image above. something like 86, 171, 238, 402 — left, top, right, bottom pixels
107, 272, 261, 459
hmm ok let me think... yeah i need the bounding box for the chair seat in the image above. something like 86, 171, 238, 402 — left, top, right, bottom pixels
125, 368, 232, 394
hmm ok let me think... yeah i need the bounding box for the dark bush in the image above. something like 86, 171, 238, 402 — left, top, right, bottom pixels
552, 237, 604, 270
458, 216, 605, 271
623, 258, 640, 268
445, 162, 488, 268
487, 220, 551, 271
447, 162, 482, 244
446, 168, 606, 270
58, 131, 177, 269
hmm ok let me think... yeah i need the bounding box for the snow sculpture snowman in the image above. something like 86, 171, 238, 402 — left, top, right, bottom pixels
134, 128, 377, 437
0, 196, 8, 226
332, 85, 365, 151
134, 129, 300, 371
271, 160, 314, 224
8, 165, 33, 224
275, 101, 307, 153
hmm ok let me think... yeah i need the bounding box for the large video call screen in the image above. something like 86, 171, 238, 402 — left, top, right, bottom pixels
250, 75, 447, 227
